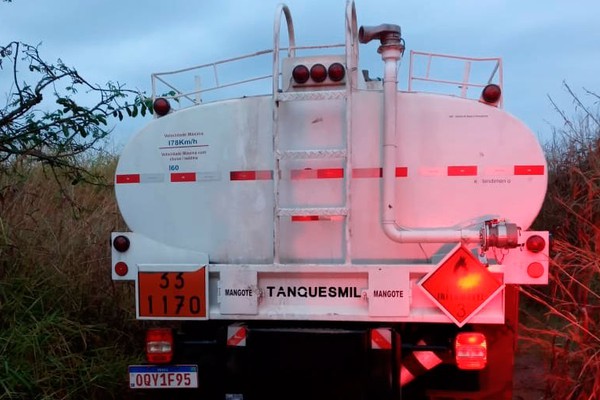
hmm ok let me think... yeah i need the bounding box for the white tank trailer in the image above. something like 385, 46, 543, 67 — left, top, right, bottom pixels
111, 2, 549, 399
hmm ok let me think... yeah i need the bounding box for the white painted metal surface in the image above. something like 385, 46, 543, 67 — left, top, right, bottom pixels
115, 91, 546, 263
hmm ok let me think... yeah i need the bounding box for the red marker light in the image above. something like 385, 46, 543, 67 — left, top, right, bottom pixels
310, 63, 327, 83
113, 235, 130, 252
153, 98, 171, 116
328, 62, 346, 82
114, 262, 129, 277
292, 65, 310, 84
481, 84, 501, 104
525, 235, 546, 253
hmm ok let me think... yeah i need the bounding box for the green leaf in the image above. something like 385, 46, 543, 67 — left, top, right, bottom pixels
78, 125, 87, 138
131, 105, 138, 118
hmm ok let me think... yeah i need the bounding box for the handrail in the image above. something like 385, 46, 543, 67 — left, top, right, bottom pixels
345, 0, 359, 89
150, 2, 355, 111
151, 49, 275, 107
273, 4, 296, 97
408, 50, 503, 106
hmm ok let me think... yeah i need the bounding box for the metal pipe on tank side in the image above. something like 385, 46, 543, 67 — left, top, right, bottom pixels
360, 25, 482, 245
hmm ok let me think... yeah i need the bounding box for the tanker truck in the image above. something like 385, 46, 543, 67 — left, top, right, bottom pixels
111, 2, 549, 399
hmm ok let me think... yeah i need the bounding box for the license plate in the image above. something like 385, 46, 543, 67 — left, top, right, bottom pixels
138, 267, 207, 318
129, 365, 198, 389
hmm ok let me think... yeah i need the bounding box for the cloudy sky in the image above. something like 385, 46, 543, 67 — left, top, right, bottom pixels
2, 0, 599, 147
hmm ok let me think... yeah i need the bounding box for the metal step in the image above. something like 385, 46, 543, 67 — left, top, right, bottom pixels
277, 207, 349, 217
276, 149, 347, 160
276, 90, 346, 102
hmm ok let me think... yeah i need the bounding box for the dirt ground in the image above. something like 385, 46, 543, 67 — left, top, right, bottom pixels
513, 348, 547, 400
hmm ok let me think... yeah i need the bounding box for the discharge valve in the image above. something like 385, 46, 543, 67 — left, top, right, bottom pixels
480, 220, 519, 251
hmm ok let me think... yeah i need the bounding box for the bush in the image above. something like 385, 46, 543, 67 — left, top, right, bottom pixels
0, 155, 143, 399
521, 84, 600, 399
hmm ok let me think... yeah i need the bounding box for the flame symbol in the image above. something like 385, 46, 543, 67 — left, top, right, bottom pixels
454, 256, 468, 273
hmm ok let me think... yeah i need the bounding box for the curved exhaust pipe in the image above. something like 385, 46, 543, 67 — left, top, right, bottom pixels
361, 24, 518, 247
358, 24, 401, 45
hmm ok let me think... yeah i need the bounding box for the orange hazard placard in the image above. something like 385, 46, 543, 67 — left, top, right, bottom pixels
138, 268, 207, 318
419, 245, 503, 326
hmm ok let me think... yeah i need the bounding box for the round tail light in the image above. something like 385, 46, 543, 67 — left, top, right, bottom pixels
292, 65, 310, 84
310, 64, 327, 83
113, 235, 130, 252
527, 262, 545, 278
114, 262, 129, 277
525, 235, 546, 253
328, 63, 346, 82
481, 84, 501, 104
153, 98, 171, 116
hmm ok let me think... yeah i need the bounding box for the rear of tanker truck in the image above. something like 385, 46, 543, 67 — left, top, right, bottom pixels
110, 2, 549, 399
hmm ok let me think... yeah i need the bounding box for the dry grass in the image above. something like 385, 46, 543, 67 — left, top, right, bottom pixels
0, 155, 143, 399
521, 87, 600, 399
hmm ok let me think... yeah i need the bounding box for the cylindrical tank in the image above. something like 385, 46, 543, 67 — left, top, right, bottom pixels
115, 91, 547, 264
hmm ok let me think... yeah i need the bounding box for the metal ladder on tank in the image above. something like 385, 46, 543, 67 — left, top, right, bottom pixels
271, 2, 359, 265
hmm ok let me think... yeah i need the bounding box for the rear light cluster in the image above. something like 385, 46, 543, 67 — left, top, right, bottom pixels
292, 62, 346, 85
113, 235, 130, 277
146, 328, 174, 364
455, 332, 487, 370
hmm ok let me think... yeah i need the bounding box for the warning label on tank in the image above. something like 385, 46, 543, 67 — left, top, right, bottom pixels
158, 132, 209, 170
480, 178, 511, 184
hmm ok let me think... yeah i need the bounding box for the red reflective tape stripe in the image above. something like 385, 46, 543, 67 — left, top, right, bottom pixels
230, 170, 273, 181
171, 172, 196, 182
290, 168, 344, 179
317, 168, 344, 179
353, 168, 382, 178
230, 171, 256, 180
371, 329, 392, 350
291, 216, 320, 222
448, 166, 478, 176
227, 327, 247, 346
514, 165, 544, 175
395, 167, 408, 177
116, 174, 140, 184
